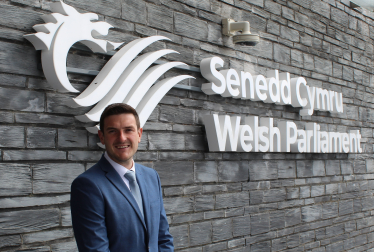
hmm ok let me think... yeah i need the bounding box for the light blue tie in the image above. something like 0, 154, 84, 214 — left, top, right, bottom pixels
124, 171, 144, 218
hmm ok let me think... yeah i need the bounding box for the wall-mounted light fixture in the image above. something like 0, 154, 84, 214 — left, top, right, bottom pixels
222, 18, 259, 46
349, 0, 374, 11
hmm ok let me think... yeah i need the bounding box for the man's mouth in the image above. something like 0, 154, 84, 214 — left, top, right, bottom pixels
116, 144, 130, 149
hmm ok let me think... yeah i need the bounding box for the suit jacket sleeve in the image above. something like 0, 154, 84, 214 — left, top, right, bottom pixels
156, 172, 174, 252
71, 176, 110, 252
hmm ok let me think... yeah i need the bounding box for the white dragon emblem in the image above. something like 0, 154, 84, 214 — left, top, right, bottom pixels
24, 0, 194, 134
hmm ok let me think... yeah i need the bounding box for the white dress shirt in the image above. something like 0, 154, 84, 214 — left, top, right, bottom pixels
104, 152, 135, 191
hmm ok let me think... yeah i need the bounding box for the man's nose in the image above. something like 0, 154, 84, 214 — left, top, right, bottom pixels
118, 131, 127, 141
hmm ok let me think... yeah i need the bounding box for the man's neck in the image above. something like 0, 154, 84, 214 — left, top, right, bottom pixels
104, 152, 134, 170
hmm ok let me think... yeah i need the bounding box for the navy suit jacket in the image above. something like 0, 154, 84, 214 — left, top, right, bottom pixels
70, 156, 173, 252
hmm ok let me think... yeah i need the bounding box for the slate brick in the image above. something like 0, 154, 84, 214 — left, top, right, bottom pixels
195, 195, 214, 212
361, 196, 374, 211
121, 0, 146, 24
149, 133, 185, 150
190, 221, 212, 246
325, 184, 338, 195
154, 161, 193, 186
250, 241, 271, 252
0, 209, 59, 235
207, 22, 223, 45
302, 205, 322, 222
0, 126, 24, 148
215, 192, 249, 209
175, 12, 208, 41
272, 237, 287, 251
285, 208, 301, 227
311, 1, 330, 19
250, 190, 264, 205
249, 160, 277, 180
147, 4, 173, 31
58, 129, 87, 148
212, 218, 233, 242
287, 233, 300, 248
341, 160, 353, 175
251, 213, 270, 235
194, 161, 218, 182
160, 105, 195, 125
264, 0, 281, 15
0, 235, 21, 249
65, 0, 121, 18
47, 95, 92, 118
278, 160, 296, 178
322, 202, 338, 219
274, 43, 291, 65
263, 188, 286, 203
164, 197, 194, 214
354, 160, 366, 174
297, 160, 325, 177
218, 161, 249, 182
287, 187, 299, 199
26, 127, 56, 149
311, 185, 325, 197
0, 163, 31, 196
0, 112, 13, 123
170, 225, 189, 249
15, 113, 76, 126
267, 20, 280, 35
0, 87, 44, 112
331, 7, 348, 27
270, 210, 285, 230
339, 199, 354, 216
186, 134, 206, 151
0, 195, 70, 209
64, 148, 101, 161
300, 186, 311, 198
61, 207, 72, 227
232, 216, 250, 237
281, 26, 299, 42
0, 73, 26, 87
159, 151, 203, 161
4, 150, 66, 161
23, 228, 74, 244
33, 163, 84, 194
50, 241, 78, 252
314, 57, 332, 76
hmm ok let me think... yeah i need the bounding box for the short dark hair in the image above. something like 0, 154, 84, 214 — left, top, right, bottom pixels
99, 103, 140, 132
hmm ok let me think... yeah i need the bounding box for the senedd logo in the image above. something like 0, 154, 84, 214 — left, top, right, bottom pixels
24, 0, 194, 133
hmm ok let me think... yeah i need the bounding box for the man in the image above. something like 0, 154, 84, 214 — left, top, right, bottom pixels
70, 103, 174, 252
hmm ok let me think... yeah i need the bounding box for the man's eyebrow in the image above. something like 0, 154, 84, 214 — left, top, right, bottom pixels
106, 126, 135, 130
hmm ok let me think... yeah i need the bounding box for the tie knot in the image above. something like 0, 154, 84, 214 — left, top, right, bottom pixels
124, 171, 136, 182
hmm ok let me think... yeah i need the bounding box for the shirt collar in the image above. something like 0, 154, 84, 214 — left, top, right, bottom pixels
104, 152, 136, 178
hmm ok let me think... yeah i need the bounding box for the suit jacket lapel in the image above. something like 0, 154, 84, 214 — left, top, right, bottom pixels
98, 156, 147, 230
135, 164, 151, 233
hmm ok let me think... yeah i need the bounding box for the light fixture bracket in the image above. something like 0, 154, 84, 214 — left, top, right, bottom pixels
222, 18, 259, 46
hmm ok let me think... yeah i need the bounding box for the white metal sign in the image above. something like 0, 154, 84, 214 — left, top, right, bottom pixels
200, 57, 362, 153
24, 1, 194, 133
24, 1, 362, 153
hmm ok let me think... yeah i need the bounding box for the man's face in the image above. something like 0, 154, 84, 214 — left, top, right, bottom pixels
98, 113, 143, 169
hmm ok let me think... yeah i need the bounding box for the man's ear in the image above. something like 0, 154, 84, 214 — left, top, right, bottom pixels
138, 128, 143, 143
98, 130, 105, 145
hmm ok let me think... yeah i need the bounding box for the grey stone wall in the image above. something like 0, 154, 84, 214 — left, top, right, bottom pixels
0, 0, 373, 251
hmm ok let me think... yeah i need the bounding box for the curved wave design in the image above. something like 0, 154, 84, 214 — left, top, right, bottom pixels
75, 49, 178, 122
70, 36, 171, 107
24, 1, 195, 146
86, 75, 194, 134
